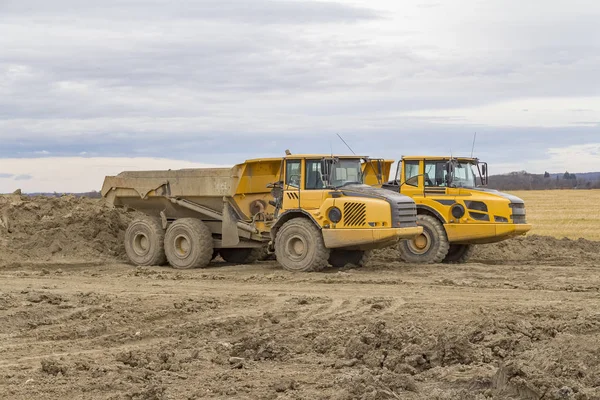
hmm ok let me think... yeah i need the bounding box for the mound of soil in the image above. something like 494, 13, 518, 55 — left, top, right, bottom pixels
472, 235, 600, 263
376, 234, 600, 265
0, 194, 135, 266
2, 194, 599, 268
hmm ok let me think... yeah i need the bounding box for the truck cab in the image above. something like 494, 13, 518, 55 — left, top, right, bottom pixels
263, 154, 422, 270
375, 156, 532, 263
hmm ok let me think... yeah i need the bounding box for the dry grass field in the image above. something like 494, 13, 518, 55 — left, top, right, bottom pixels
510, 189, 600, 241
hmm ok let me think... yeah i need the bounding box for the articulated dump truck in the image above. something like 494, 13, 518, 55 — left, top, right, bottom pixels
101, 154, 422, 272
364, 156, 532, 264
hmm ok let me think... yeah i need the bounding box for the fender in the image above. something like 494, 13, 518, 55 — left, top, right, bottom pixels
417, 204, 447, 224
270, 209, 321, 241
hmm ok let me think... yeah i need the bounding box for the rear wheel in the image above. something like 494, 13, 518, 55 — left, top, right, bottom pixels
443, 244, 475, 264
220, 248, 264, 264
275, 218, 329, 272
124, 217, 167, 266
164, 218, 213, 269
329, 250, 372, 268
398, 214, 449, 264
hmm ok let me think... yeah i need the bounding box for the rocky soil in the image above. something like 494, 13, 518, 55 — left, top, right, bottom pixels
1, 195, 599, 399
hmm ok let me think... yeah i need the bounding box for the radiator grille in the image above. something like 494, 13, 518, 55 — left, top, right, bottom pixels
509, 203, 527, 224
343, 202, 367, 227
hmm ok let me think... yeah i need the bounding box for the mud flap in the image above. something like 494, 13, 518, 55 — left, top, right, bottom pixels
221, 201, 240, 247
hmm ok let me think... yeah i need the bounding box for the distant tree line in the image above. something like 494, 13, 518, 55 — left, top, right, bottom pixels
25, 190, 102, 198
488, 171, 600, 191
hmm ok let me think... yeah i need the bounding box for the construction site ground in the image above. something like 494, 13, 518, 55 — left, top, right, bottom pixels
1, 195, 599, 400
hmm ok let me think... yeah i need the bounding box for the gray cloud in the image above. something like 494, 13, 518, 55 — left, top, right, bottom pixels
0, 0, 599, 174
14, 174, 33, 181
0, 0, 380, 24
0, 173, 14, 179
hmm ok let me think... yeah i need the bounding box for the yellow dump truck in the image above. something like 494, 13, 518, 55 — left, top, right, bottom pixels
368, 156, 531, 264
101, 154, 422, 272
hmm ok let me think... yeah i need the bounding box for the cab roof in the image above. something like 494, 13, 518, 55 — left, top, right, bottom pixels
401, 156, 479, 162
244, 154, 370, 163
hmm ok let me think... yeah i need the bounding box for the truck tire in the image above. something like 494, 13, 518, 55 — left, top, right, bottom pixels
443, 244, 475, 264
329, 250, 372, 268
124, 217, 167, 266
219, 248, 264, 264
398, 214, 449, 264
164, 218, 213, 269
275, 218, 329, 272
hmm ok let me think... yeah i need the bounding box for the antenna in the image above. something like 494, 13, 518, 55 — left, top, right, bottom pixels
470, 132, 477, 158
336, 133, 356, 155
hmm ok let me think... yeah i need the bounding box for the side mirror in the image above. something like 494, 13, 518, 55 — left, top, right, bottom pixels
478, 162, 489, 186
446, 162, 455, 185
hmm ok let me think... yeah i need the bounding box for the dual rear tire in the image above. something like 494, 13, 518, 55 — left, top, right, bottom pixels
125, 218, 268, 269
125, 217, 213, 269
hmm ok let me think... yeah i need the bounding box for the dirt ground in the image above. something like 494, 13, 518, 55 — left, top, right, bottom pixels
1, 195, 600, 399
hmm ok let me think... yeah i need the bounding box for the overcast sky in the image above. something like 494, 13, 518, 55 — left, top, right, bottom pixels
1, 0, 599, 192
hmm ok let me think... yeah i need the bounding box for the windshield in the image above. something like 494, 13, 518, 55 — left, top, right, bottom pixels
304, 158, 364, 189
452, 162, 477, 188
330, 159, 363, 187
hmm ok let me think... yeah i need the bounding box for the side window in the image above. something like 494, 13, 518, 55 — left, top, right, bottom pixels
285, 160, 301, 188
305, 160, 326, 190
404, 161, 420, 187
424, 162, 447, 187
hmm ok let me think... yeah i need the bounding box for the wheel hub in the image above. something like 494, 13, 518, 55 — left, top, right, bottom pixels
174, 235, 191, 258
133, 233, 150, 256
408, 232, 432, 254
286, 235, 307, 261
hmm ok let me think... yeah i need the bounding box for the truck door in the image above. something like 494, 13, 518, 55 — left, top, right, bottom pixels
302, 159, 327, 209
423, 160, 449, 196
282, 159, 302, 210
400, 160, 423, 197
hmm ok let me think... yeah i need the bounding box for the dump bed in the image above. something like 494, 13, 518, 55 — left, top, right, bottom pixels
102, 167, 238, 200
101, 160, 281, 224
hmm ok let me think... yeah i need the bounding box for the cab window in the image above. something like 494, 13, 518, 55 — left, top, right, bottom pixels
424, 161, 448, 187
404, 161, 419, 187
305, 160, 326, 190
285, 160, 301, 188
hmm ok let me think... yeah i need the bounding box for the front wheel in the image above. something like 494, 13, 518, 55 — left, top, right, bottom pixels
398, 214, 449, 264
443, 244, 475, 264
275, 218, 329, 272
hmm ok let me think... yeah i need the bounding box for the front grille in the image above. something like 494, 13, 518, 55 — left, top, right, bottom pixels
393, 201, 418, 228
343, 202, 367, 227
509, 203, 527, 224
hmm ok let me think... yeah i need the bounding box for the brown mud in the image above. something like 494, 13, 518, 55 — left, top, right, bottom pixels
1, 195, 599, 399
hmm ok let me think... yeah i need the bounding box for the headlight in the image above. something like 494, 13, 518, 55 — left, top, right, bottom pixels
328, 207, 342, 223
451, 204, 465, 219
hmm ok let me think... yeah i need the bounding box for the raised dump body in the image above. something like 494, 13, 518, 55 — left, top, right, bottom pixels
102, 154, 422, 272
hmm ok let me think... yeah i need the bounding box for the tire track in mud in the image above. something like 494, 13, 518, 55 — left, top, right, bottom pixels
1, 260, 600, 399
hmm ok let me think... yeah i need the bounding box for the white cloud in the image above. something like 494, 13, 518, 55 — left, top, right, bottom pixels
494, 143, 600, 174
0, 157, 227, 193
